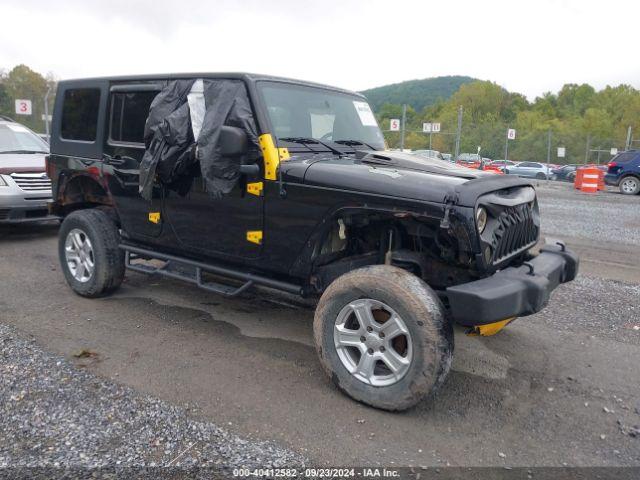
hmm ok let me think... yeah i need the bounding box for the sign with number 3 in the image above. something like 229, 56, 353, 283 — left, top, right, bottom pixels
15, 99, 32, 116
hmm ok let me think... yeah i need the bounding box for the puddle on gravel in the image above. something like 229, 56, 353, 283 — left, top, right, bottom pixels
100, 296, 317, 367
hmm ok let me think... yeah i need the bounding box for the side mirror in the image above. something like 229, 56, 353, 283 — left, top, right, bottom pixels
219, 126, 248, 157
219, 125, 260, 176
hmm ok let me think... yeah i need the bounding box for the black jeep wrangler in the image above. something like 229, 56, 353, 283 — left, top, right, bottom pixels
47, 73, 578, 410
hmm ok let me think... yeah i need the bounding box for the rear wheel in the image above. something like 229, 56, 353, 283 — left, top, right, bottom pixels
536, 172, 546, 180
620, 176, 640, 195
58, 209, 125, 297
313, 265, 453, 411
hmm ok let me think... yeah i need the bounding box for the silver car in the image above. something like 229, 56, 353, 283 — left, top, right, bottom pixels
0, 117, 53, 223
504, 161, 555, 180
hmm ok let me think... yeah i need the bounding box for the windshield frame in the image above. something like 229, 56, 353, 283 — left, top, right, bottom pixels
0, 122, 50, 154
255, 80, 384, 152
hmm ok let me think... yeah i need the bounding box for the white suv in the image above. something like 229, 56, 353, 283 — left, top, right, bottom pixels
0, 116, 53, 223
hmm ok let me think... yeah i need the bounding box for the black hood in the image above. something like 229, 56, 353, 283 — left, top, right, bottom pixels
354, 150, 489, 179
284, 150, 534, 207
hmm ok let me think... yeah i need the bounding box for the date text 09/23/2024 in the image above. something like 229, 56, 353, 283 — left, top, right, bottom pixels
233, 467, 401, 478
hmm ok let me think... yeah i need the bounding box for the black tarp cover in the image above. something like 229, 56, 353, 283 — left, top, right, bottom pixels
139, 79, 258, 200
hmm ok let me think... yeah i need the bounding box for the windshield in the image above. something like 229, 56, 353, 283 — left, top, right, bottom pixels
0, 123, 49, 153
258, 82, 385, 150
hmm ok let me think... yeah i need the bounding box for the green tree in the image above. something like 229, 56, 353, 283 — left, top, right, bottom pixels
0, 64, 56, 132
374, 78, 640, 163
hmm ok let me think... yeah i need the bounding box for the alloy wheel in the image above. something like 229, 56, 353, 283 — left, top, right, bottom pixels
334, 298, 413, 387
621, 178, 639, 194
64, 228, 95, 283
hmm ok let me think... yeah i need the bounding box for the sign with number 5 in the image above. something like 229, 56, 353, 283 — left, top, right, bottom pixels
15, 99, 33, 115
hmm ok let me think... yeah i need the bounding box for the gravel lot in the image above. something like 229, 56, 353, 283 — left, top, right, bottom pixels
537, 182, 640, 246
0, 322, 305, 476
0, 182, 638, 472
529, 275, 640, 345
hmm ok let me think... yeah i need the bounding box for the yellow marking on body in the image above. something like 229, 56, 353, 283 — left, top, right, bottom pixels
246, 230, 263, 245
247, 181, 264, 196
259, 134, 290, 180
148, 212, 161, 224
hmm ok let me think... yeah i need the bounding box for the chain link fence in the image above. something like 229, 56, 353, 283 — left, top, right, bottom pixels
382, 121, 629, 165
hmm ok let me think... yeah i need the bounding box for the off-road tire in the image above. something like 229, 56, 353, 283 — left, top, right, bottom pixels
619, 176, 640, 195
58, 208, 125, 297
313, 265, 453, 411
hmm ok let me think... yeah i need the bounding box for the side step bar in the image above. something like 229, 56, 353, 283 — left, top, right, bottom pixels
119, 244, 304, 297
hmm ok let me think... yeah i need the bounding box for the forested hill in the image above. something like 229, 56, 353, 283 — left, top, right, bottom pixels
361, 75, 477, 111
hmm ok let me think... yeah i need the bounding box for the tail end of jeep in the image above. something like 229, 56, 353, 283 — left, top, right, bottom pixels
47, 73, 578, 411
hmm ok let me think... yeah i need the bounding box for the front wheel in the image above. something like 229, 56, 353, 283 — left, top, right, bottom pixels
313, 265, 453, 411
536, 172, 547, 180
620, 176, 640, 195
58, 208, 125, 297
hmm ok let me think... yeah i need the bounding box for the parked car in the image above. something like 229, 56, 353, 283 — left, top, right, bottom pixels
441, 153, 452, 162
454, 154, 502, 174
0, 115, 54, 223
47, 73, 578, 411
551, 164, 578, 182
505, 161, 555, 180
604, 150, 640, 195
489, 160, 518, 172
456, 153, 481, 165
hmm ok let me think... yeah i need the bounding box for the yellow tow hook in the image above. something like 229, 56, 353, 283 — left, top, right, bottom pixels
466, 317, 516, 336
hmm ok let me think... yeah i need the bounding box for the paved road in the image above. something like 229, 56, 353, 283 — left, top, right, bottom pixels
1, 184, 639, 467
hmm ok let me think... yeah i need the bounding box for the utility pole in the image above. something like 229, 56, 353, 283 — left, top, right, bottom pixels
546, 129, 552, 183
43, 86, 52, 140
626, 126, 632, 151
504, 129, 509, 161
454, 106, 462, 158
399, 103, 407, 150
584, 135, 591, 163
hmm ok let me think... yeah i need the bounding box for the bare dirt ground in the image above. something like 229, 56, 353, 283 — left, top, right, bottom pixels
1, 182, 639, 468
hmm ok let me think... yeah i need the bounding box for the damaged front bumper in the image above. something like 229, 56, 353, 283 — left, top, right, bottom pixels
446, 242, 579, 326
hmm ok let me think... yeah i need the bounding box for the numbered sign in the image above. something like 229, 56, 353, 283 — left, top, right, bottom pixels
507, 128, 516, 140
432, 123, 441, 132
422, 123, 432, 133
610, 148, 618, 156
557, 147, 566, 158
15, 99, 32, 115
390, 119, 400, 131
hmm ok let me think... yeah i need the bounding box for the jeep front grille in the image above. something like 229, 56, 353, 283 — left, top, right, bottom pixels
10, 173, 52, 192
491, 203, 538, 263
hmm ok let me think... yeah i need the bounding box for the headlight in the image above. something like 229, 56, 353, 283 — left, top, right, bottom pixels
0, 175, 7, 187
476, 206, 488, 234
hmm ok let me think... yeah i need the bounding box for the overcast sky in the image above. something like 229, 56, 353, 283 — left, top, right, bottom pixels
1, 0, 638, 99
